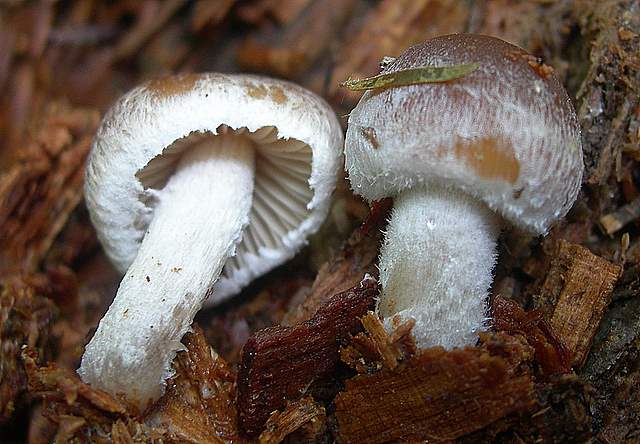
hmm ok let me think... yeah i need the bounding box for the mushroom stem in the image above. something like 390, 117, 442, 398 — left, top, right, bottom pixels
378, 184, 500, 349
79, 134, 255, 409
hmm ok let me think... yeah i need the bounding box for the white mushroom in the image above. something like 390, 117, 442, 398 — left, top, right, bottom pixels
79, 73, 343, 409
344, 34, 584, 349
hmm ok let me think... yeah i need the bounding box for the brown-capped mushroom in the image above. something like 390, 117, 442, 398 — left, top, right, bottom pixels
344, 34, 583, 349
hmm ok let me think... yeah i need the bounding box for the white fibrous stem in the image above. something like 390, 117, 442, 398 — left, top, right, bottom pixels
79, 135, 255, 409
378, 185, 501, 349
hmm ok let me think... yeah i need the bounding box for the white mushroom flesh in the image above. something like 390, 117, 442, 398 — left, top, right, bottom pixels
79, 133, 255, 406
378, 184, 500, 349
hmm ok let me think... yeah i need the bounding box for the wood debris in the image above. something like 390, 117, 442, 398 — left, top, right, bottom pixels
258, 397, 326, 444
0, 275, 58, 422
493, 296, 572, 377
237, 0, 353, 79
145, 325, 238, 444
334, 333, 537, 444
24, 326, 237, 443
328, 0, 470, 108
282, 199, 390, 325
599, 195, 640, 235
536, 240, 622, 367
339, 312, 416, 374
236, 277, 377, 437
0, 102, 99, 275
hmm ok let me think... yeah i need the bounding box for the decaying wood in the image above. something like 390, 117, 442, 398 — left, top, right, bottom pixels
236, 277, 377, 437
258, 397, 326, 444
146, 325, 238, 444
535, 240, 622, 367
334, 333, 537, 444
0, 103, 99, 275
493, 296, 572, 377
574, 0, 640, 184
281, 199, 389, 326
23, 326, 237, 443
600, 195, 640, 235
0, 275, 58, 423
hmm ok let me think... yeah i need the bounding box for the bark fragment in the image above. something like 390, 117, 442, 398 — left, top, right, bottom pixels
236, 278, 377, 437
493, 296, 572, 377
258, 397, 326, 444
536, 240, 622, 367
145, 325, 238, 444
334, 334, 536, 444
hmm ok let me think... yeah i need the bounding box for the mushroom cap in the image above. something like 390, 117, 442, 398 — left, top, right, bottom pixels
345, 34, 583, 234
85, 73, 343, 303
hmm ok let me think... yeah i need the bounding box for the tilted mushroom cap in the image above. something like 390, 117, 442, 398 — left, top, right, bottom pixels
86, 73, 342, 303
345, 34, 583, 234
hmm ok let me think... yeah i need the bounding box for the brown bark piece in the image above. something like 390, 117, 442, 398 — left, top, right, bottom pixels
575, 0, 640, 184
359, 312, 402, 370
334, 340, 536, 444
258, 397, 326, 444
236, 278, 378, 437
282, 199, 390, 326
538, 240, 621, 368
493, 296, 572, 377
146, 325, 238, 444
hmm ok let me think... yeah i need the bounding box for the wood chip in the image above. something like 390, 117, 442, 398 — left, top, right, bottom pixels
334, 336, 536, 444
538, 240, 622, 367
0, 103, 99, 275
236, 278, 378, 437
359, 312, 402, 370
258, 397, 326, 444
599, 195, 640, 235
145, 325, 238, 444
493, 296, 572, 377
237, 0, 353, 79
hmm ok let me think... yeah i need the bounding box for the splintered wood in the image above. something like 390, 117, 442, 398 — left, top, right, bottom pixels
539, 240, 621, 368
236, 278, 377, 436
258, 397, 326, 444
146, 326, 238, 444
24, 327, 237, 443
334, 338, 536, 444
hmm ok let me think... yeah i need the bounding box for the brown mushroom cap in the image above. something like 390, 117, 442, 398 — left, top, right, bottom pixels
345, 34, 583, 234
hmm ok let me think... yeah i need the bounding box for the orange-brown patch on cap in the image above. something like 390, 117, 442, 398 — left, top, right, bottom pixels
147, 74, 200, 98
246, 84, 288, 104
454, 137, 520, 184
246, 84, 268, 99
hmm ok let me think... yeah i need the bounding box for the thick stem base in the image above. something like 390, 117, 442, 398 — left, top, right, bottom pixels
378, 185, 500, 349
79, 134, 255, 409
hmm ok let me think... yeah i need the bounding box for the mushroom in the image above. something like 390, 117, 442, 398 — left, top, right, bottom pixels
344, 34, 583, 349
79, 73, 342, 409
